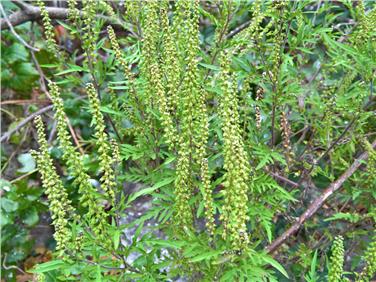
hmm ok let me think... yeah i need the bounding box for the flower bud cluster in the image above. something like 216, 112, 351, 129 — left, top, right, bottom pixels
99, 0, 115, 18
363, 139, 376, 182
328, 235, 345, 282
107, 26, 132, 81
141, 1, 177, 148
107, 25, 140, 133
67, 0, 79, 23
195, 87, 215, 236
111, 138, 121, 165
233, 0, 264, 52
82, 0, 98, 58
352, 1, 369, 48
160, 0, 181, 113
255, 88, 263, 129
32, 116, 74, 256
172, 0, 191, 64
218, 53, 250, 251
49, 82, 109, 245
270, 2, 287, 84
174, 0, 215, 235
173, 0, 200, 229
174, 139, 194, 228
36, 0, 59, 57
86, 83, 116, 205
358, 236, 376, 281
124, 0, 140, 22
351, 1, 376, 81
280, 111, 294, 167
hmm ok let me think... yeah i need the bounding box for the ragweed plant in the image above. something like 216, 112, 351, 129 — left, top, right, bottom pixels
22, 0, 375, 281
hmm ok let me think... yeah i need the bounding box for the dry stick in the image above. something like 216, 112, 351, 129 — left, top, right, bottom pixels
0, 105, 53, 143
265, 139, 376, 254
0, 99, 50, 106
226, 19, 251, 39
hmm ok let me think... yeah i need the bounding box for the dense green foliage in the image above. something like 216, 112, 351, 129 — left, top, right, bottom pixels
1, 0, 375, 281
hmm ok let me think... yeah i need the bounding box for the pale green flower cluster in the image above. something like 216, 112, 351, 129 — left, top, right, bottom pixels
82, 0, 97, 58
141, 1, 177, 149
123, 0, 140, 22
86, 83, 116, 206
32, 116, 74, 256
99, 0, 115, 18
358, 236, 376, 281
160, 0, 180, 114
172, 0, 197, 228
49, 82, 110, 246
363, 139, 376, 184
107, 25, 141, 136
67, 0, 79, 23
218, 53, 250, 251
36, 0, 59, 57
174, 0, 215, 234
280, 111, 293, 167
232, 0, 264, 53
328, 236, 345, 282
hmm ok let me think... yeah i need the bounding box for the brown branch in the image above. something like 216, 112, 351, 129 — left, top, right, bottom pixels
1, 3, 70, 29
1, 1, 132, 34
265, 138, 376, 254
0, 99, 50, 105
226, 19, 251, 39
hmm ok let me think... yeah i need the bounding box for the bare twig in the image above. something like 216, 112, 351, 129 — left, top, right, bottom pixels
0, 3, 39, 51
226, 19, 251, 39
0, 99, 50, 106
270, 172, 299, 189
265, 139, 376, 254
0, 105, 53, 143
66, 119, 84, 154
10, 169, 38, 183
1, 1, 135, 35
2, 253, 26, 274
